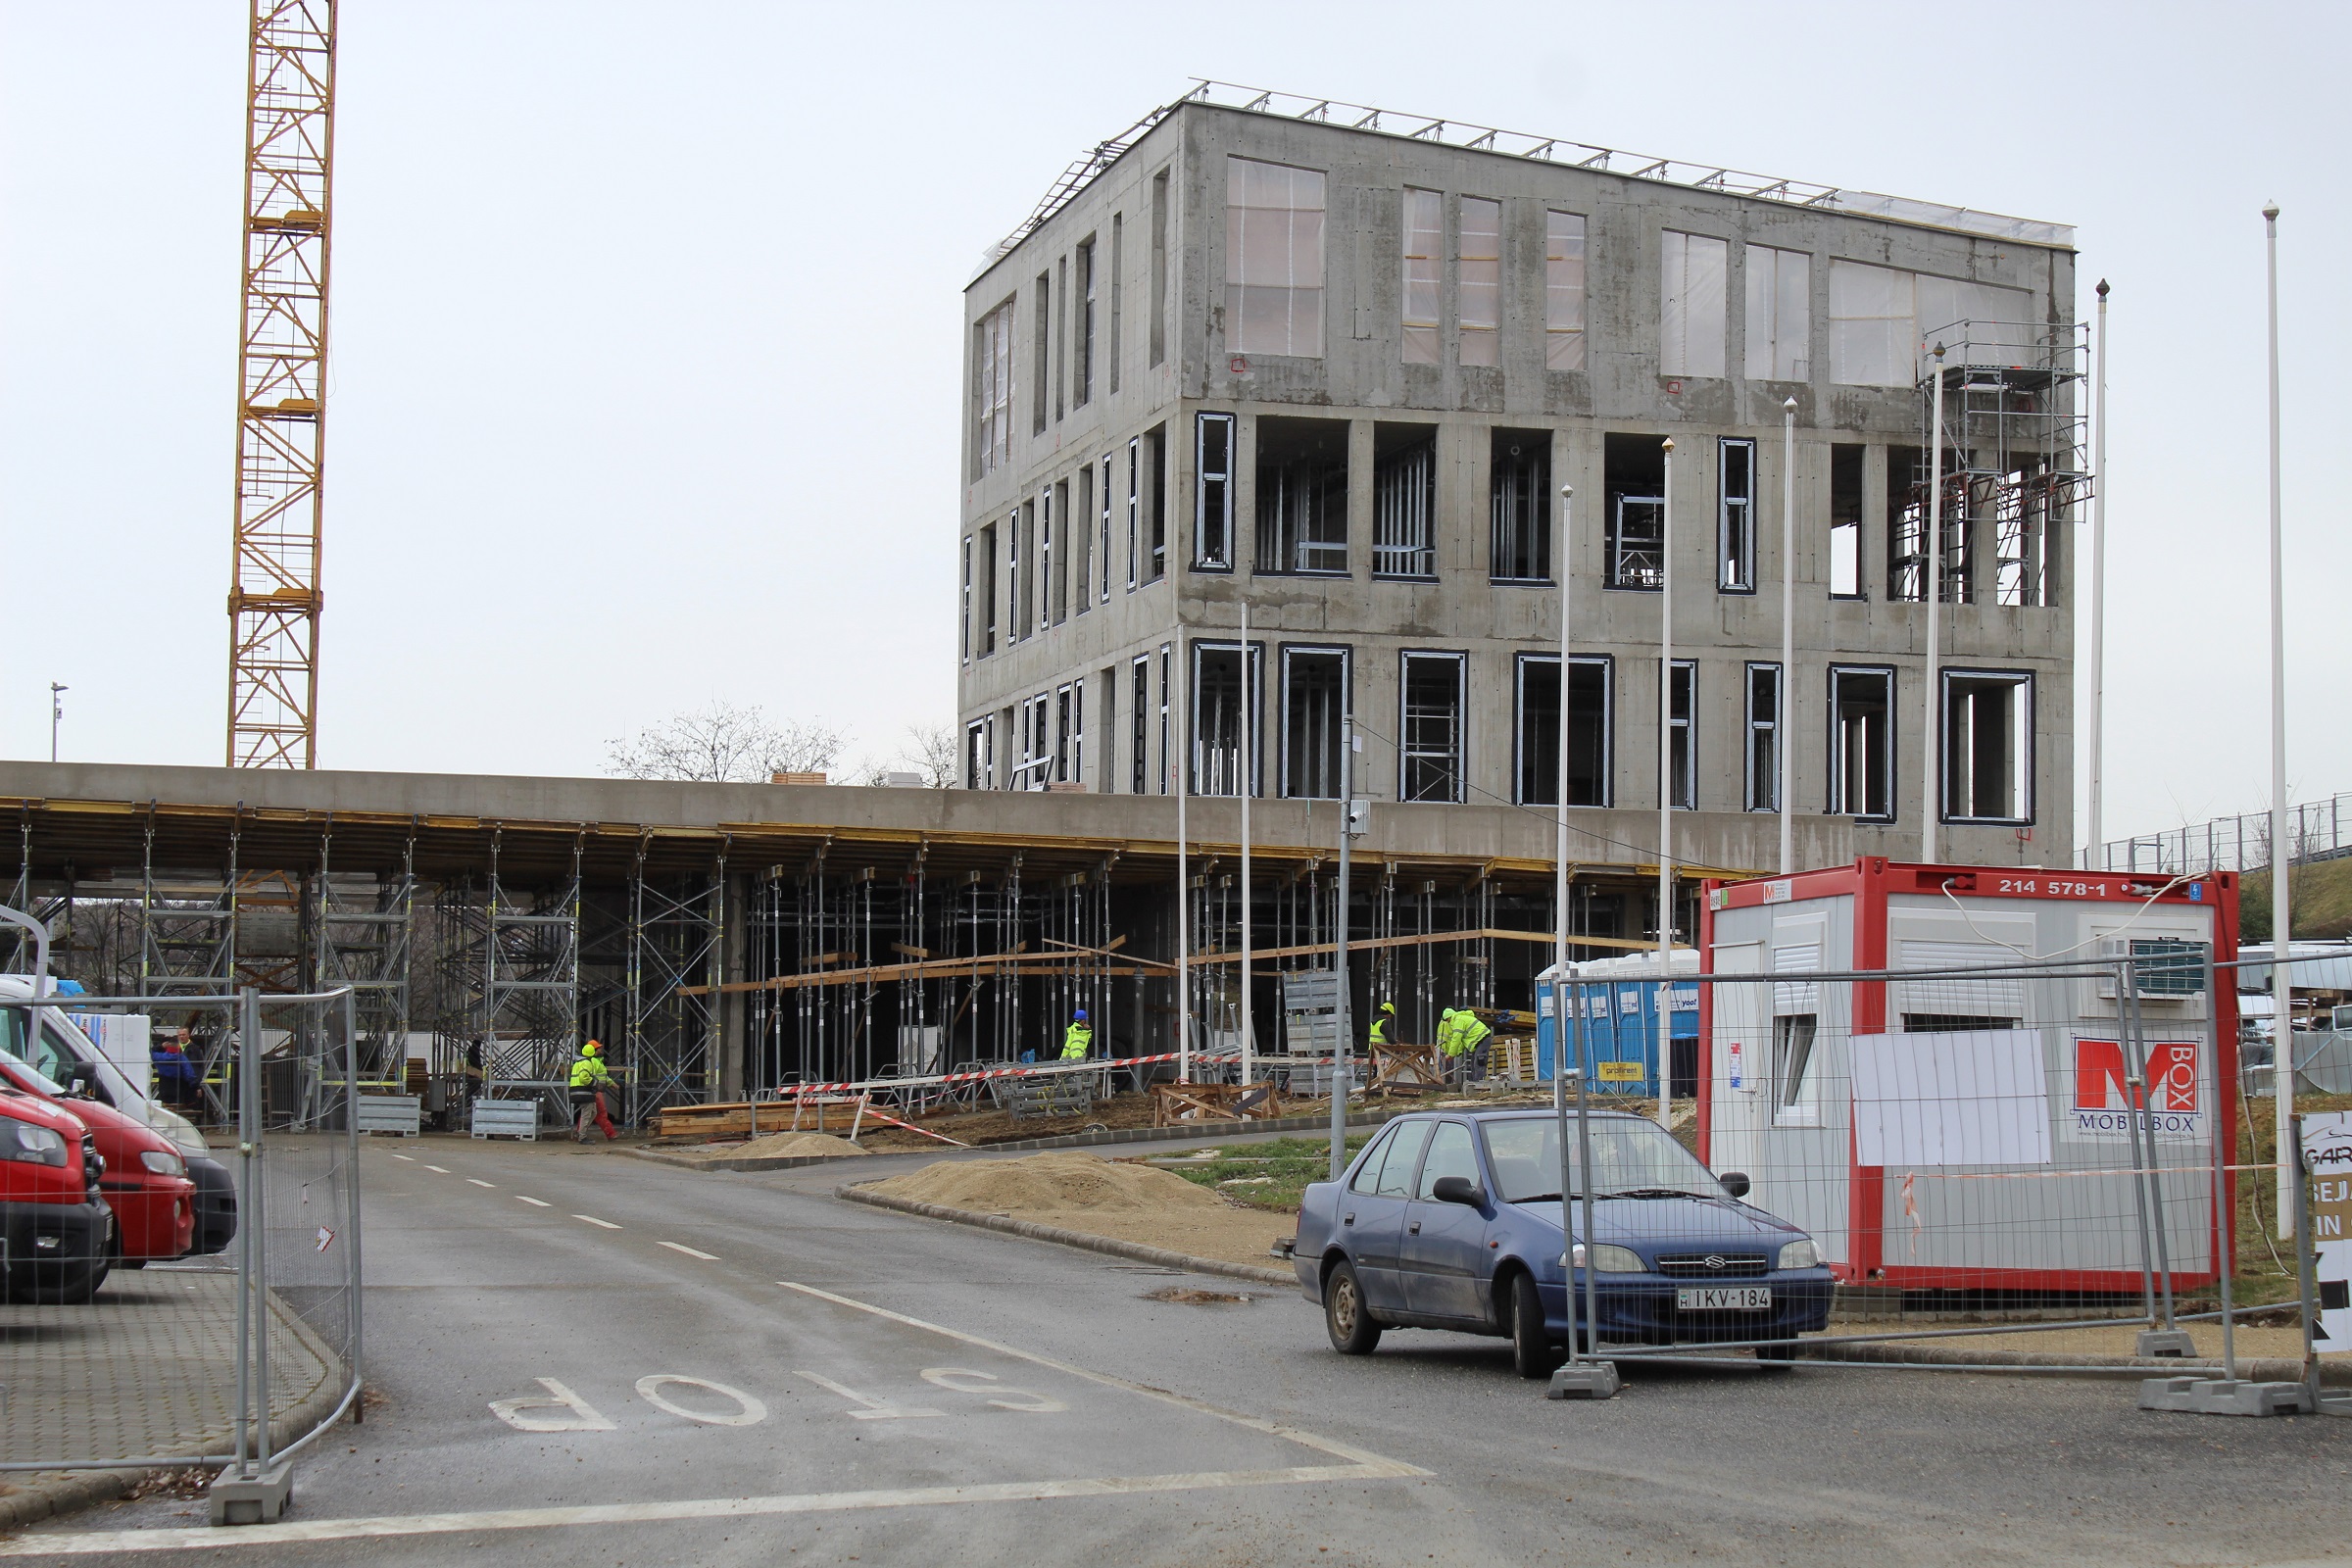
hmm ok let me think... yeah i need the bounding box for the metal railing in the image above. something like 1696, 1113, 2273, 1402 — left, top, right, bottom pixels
2092, 792, 2352, 875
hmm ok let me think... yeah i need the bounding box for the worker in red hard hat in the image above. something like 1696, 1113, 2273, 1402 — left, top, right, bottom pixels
568, 1039, 621, 1143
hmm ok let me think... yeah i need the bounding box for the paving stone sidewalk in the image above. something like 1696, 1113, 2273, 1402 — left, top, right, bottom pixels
0, 1266, 345, 1531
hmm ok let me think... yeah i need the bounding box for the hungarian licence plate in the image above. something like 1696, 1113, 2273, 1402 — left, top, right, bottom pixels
1676, 1286, 1771, 1310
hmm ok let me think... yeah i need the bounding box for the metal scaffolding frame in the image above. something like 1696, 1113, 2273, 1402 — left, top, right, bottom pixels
313, 826, 413, 1091
621, 837, 725, 1121
436, 832, 580, 1126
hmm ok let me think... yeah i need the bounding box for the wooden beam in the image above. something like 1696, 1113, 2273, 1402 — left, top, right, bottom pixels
1188, 927, 1694, 965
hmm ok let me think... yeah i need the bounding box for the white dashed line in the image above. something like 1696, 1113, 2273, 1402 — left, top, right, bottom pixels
573, 1214, 620, 1230
466, 1179, 495, 1188
515, 1196, 550, 1207
423, 1165, 450, 1174
391, 1153, 416, 1162
659, 1241, 718, 1261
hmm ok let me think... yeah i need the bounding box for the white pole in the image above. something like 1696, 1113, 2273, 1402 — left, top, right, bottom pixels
2088, 280, 2110, 869
1175, 600, 1191, 1084
1780, 398, 1796, 875
2265, 201, 2292, 1238
1923, 344, 1946, 864
1557, 482, 1574, 980
1240, 598, 1253, 1090
1656, 437, 1675, 1126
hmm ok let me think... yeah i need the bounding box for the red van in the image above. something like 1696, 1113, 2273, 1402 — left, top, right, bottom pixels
0, 1086, 113, 1302
0, 1055, 195, 1264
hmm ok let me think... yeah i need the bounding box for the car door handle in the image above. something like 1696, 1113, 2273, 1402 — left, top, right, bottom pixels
1408, 1221, 1421, 1235
1342, 1212, 1354, 1226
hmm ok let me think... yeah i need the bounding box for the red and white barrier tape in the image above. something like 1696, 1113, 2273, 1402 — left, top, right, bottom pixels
761, 1051, 1245, 1102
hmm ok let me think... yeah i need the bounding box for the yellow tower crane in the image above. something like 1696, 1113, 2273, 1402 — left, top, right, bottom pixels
225, 0, 335, 768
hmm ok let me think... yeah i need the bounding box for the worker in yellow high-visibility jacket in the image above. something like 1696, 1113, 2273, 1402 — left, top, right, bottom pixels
1059, 1009, 1095, 1061
1439, 1007, 1493, 1085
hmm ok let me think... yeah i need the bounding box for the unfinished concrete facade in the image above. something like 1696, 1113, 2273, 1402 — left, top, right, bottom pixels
957, 85, 2082, 896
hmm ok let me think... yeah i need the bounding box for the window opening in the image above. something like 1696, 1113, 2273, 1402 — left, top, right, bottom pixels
1255, 416, 1348, 574
973, 299, 1013, 477
1054, 255, 1067, 421
1032, 272, 1051, 435
1373, 424, 1437, 578
1772, 1014, 1818, 1125
1993, 462, 2053, 608
1718, 437, 1756, 593
1126, 438, 1141, 591
1226, 158, 1324, 359
1604, 433, 1666, 591
977, 525, 997, 656
1515, 654, 1610, 808
1829, 666, 1894, 820
1054, 685, 1073, 783
1828, 259, 2034, 387
1157, 644, 1171, 794
1131, 657, 1150, 795
1745, 662, 1781, 812
1942, 671, 2031, 824
1886, 445, 1925, 602
1829, 444, 1865, 599
1666, 661, 1695, 810
1191, 641, 1257, 797
1491, 430, 1550, 583
1009, 505, 1028, 641
1040, 486, 1058, 632
1659, 230, 1728, 379
1098, 453, 1113, 605
1458, 197, 1499, 368
1075, 238, 1097, 407
1149, 169, 1169, 368
959, 536, 972, 662
1281, 647, 1348, 799
1545, 212, 1587, 371
1400, 652, 1465, 804
1072, 469, 1092, 617
1401, 188, 1441, 366
964, 719, 989, 791
1195, 413, 1235, 568
1144, 425, 1167, 582
1051, 480, 1070, 626
1900, 1014, 2021, 1034
1107, 215, 1123, 396
1744, 244, 1810, 381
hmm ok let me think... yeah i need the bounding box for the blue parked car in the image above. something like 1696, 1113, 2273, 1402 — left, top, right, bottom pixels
1293, 1107, 1834, 1377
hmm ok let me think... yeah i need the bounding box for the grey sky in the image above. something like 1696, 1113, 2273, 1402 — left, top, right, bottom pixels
2, 1, 2342, 847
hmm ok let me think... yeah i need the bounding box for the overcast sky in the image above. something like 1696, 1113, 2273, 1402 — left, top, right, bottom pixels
2, 1, 2344, 847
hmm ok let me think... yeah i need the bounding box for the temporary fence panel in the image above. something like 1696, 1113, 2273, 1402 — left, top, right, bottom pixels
0, 986, 360, 1489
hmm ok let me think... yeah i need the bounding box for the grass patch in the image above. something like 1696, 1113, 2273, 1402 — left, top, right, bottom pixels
1149, 1135, 1373, 1212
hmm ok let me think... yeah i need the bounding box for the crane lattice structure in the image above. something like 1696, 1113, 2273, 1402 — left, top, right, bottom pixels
226, 0, 336, 769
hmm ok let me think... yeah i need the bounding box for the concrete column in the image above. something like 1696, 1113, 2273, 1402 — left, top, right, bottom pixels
718, 870, 748, 1102
1348, 417, 1374, 588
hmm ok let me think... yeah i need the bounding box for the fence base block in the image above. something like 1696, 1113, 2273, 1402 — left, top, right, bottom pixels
2137, 1377, 2314, 1417
1547, 1362, 1623, 1400
209, 1462, 292, 1526
2133, 1329, 2198, 1358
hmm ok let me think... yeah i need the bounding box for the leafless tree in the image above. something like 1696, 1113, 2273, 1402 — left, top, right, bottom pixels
904, 722, 958, 789
604, 701, 844, 783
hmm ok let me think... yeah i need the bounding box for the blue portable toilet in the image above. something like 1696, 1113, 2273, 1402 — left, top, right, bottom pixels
1536, 951, 1698, 1097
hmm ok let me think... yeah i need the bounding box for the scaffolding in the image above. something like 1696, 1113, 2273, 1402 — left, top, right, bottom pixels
1907, 318, 2090, 609
436, 833, 580, 1126
313, 827, 413, 1091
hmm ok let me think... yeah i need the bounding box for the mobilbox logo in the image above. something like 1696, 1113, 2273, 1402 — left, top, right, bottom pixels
2066, 1038, 2205, 1144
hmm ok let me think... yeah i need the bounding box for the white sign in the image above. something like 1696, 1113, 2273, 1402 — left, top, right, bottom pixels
2061, 1036, 2207, 1147
2305, 1112, 2352, 1351
1850, 1030, 2052, 1168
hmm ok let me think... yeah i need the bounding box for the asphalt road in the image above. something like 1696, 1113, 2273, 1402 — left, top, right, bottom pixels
7, 1133, 2349, 1566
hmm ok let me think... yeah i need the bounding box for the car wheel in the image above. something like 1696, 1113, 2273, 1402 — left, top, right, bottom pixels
1509, 1272, 1561, 1379
1324, 1260, 1382, 1355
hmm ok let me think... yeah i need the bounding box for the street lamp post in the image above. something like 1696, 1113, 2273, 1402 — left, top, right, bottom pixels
2088, 280, 2111, 868
49, 683, 66, 764
2264, 201, 2293, 1238
1656, 438, 1675, 1126
1923, 344, 1947, 865
1239, 599, 1252, 1091
1780, 398, 1796, 875
1557, 483, 1573, 979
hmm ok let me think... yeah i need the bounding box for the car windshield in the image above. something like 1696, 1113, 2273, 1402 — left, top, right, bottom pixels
0, 1045, 69, 1098
1481, 1116, 1726, 1204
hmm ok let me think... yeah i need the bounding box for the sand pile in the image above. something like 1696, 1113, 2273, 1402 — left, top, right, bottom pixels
866, 1151, 1226, 1214
672, 1130, 865, 1161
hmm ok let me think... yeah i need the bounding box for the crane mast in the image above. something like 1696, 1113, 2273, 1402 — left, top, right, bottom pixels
226, 0, 335, 768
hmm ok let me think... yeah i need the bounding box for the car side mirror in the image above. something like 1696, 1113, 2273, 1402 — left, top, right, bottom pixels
1718, 1171, 1751, 1200
1431, 1174, 1485, 1207
65, 1062, 96, 1098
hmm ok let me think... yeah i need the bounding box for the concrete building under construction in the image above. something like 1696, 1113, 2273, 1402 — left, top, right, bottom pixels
956, 82, 2084, 874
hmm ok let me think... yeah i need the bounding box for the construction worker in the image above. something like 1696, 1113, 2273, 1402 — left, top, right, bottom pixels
1369, 1001, 1396, 1053
1059, 1008, 1094, 1061
568, 1039, 621, 1143
1440, 1007, 1494, 1085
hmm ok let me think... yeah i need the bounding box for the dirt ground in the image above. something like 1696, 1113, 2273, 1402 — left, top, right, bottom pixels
863, 1150, 1301, 1270
658, 1130, 866, 1162
1868, 1320, 2342, 1363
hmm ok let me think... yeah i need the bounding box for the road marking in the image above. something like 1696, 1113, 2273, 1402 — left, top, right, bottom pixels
774, 1281, 1425, 1476
515, 1196, 551, 1207
467, 1179, 496, 1188
658, 1241, 718, 1260
487, 1378, 615, 1434
635, 1374, 766, 1427
573, 1214, 620, 1230
422, 1165, 449, 1174
921, 1366, 1065, 1413
2, 1465, 1411, 1553
793, 1369, 942, 1420
390, 1153, 416, 1162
